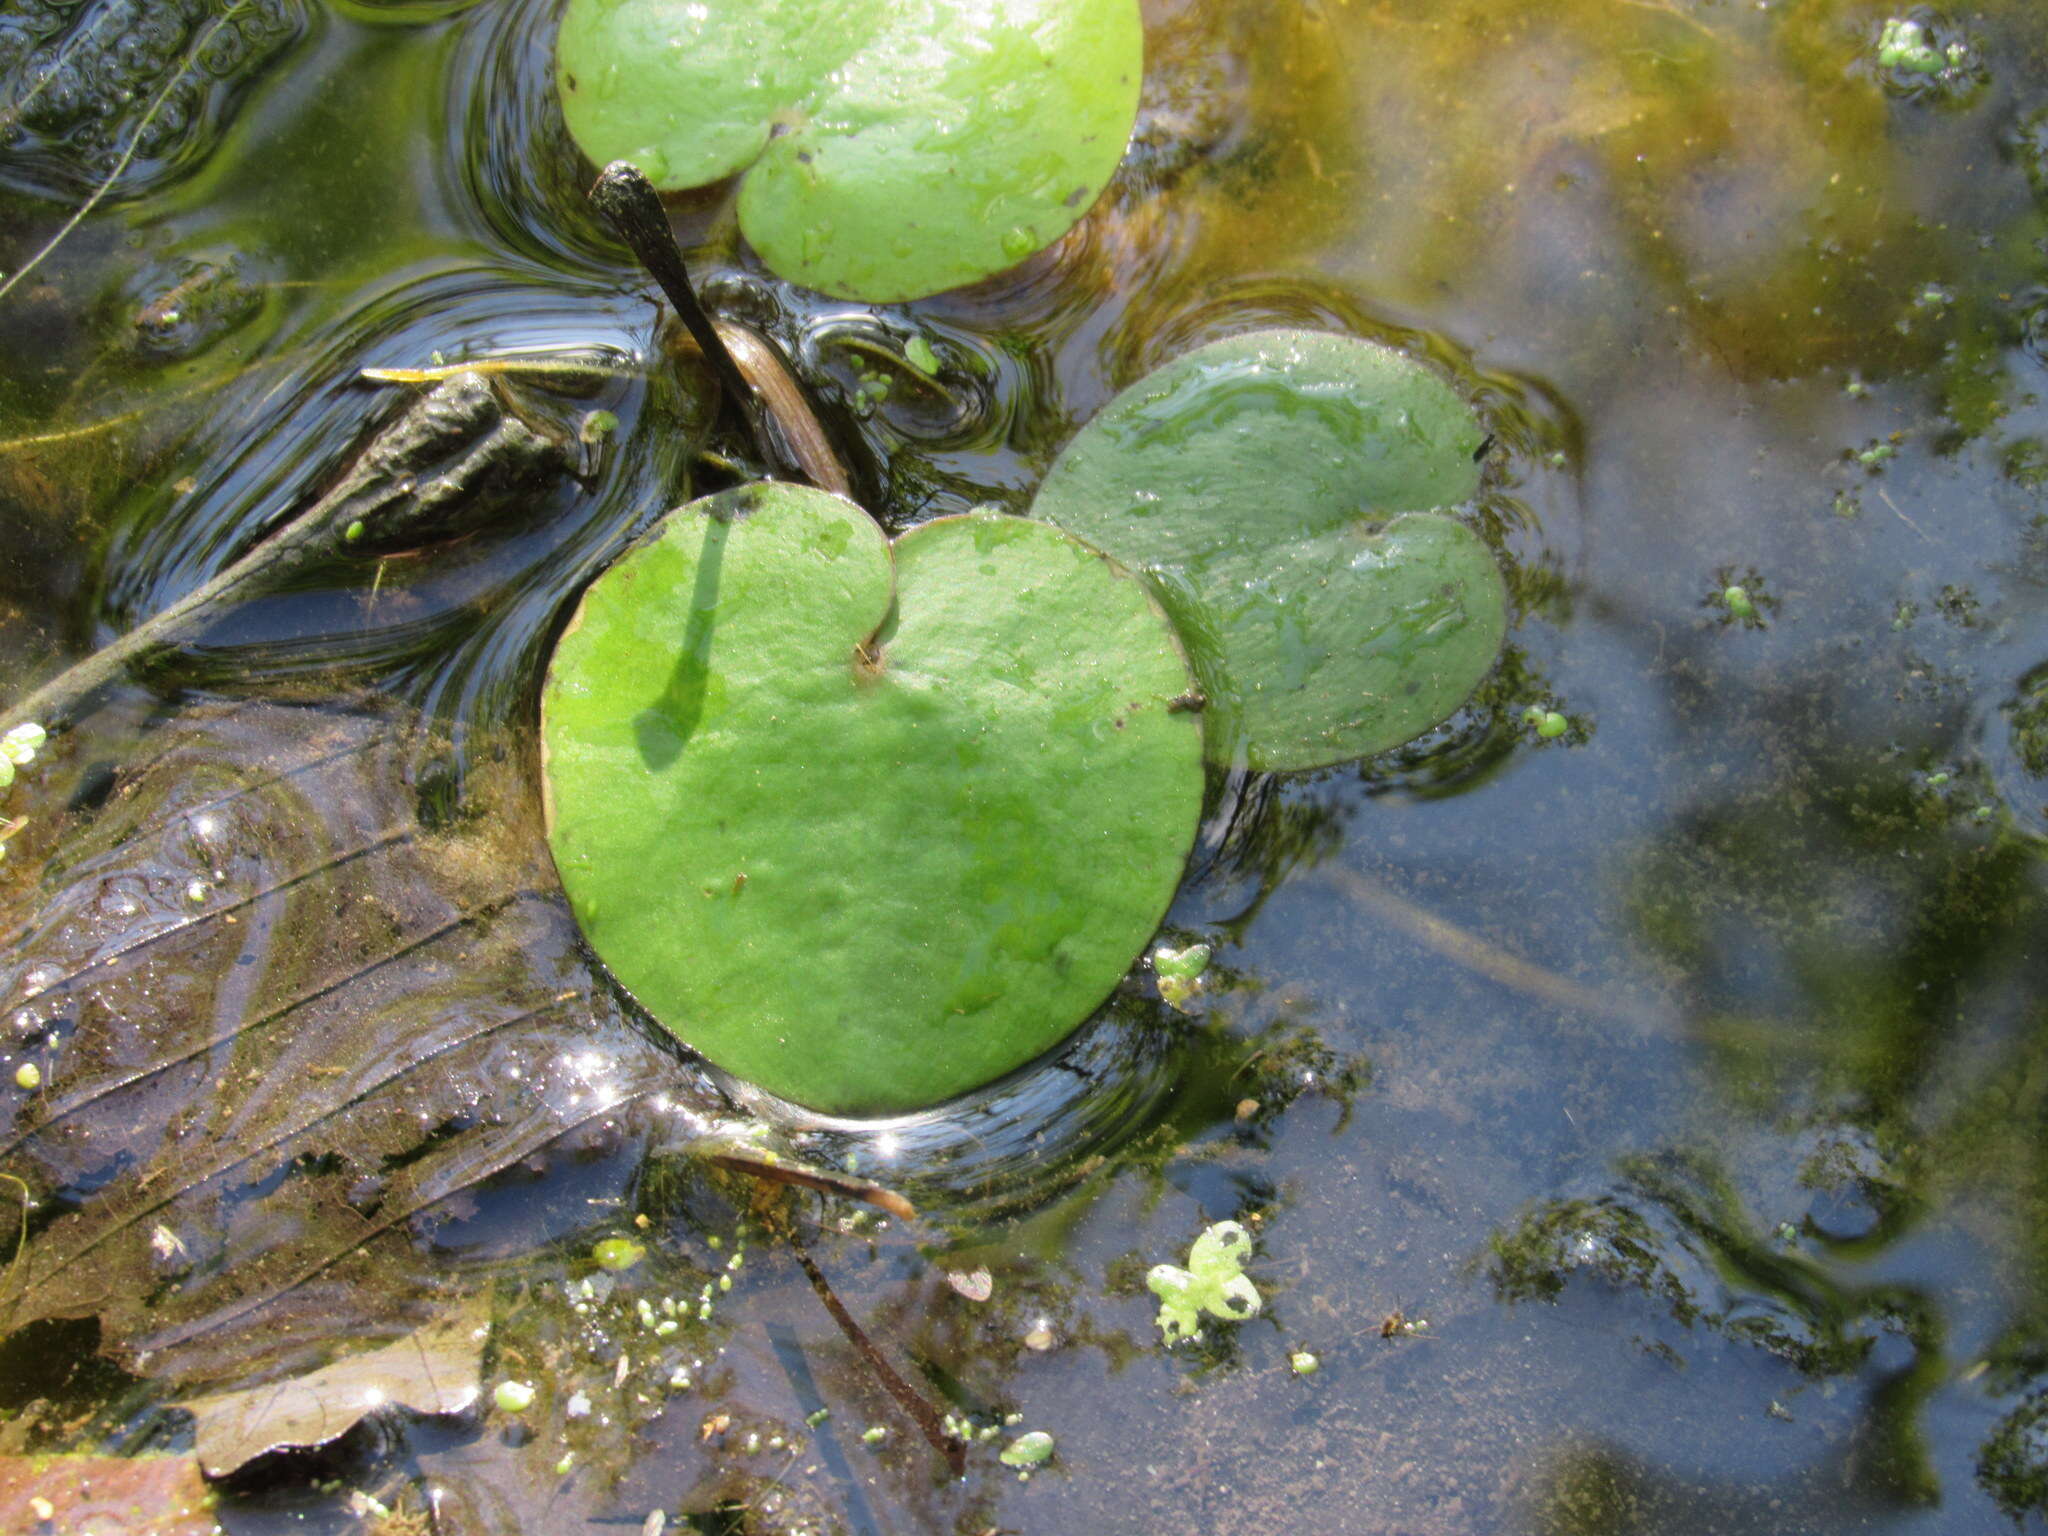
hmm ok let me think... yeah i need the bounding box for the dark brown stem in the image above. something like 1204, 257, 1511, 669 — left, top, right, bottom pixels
588, 161, 754, 406
587, 161, 831, 490
709, 1147, 915, 1222
789, 1229, 965, 1476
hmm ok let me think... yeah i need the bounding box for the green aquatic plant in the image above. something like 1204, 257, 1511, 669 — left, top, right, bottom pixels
1031, 329, 1507, 770
1146, 1220, 1261, 1343
1152, 941, 1211, 1011
1877, 18, 1943, 74
542, 483, 1203, 1115
554, 0, 1143, 300
0, 722, 45, 866
591, 1237, 645, 1272
0, 721, 45, 789
998, 1430, 1054, 1468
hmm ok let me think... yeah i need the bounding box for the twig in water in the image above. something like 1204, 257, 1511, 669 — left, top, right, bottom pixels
789, 1227, 965, 1475
361, 357, 646, 386
0, 372, 572, 734
1320, 864, 1660, 1031
709, 1146, 915, 1222
587, 161, 850, 497
1877, 487, 1934, 544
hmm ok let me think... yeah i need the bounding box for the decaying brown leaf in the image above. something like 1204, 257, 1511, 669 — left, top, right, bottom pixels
0, 1453, 216, 1534
181, 1295, 490, 1478
0, 699, 725, 1394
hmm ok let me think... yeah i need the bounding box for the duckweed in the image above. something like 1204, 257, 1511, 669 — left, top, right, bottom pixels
592, 1237, 645, 1271
999, 1430, 1055, 1467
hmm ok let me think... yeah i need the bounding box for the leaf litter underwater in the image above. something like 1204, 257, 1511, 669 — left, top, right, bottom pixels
4, 0, 2048, 1531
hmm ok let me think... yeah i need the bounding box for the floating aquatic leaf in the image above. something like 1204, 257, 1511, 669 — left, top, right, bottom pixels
542, 484, 1203, 1115
593, 1236, 647, 1271
554, 0, 1143, 301
1032, 329, 1507, 770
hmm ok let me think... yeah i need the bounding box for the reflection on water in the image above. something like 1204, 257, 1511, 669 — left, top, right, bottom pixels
2, 0, 2048, 1530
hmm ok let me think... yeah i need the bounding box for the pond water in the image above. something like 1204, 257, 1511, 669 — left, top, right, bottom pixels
3, 0, 2048, 1531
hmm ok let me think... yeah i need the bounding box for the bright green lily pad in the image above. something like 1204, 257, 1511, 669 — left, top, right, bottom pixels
541, 485, 1202, 1116
554, 0, 1143, 302
1030, 329, 1508, 771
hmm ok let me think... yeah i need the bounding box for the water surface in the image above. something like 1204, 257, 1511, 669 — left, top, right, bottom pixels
4, 1, 2048, 1531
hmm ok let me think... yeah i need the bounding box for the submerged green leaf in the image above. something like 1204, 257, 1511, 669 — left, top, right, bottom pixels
542, 484, 1203, 1116
1031, 329, 1507, 770
554, 0, 1143, 300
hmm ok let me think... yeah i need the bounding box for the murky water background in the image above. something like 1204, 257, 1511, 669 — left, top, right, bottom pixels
4, 0, 2048, 1530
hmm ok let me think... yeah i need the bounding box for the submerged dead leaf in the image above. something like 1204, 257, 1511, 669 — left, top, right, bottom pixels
181, 1295, 489, 1478
0, 1454, 215, 1534
0, 699, 726, 1395
944, 1268, 993, 1303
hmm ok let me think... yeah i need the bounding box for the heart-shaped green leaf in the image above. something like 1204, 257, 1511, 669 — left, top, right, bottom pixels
542, 485, 1202, 1116
555, 0, 1143, 302
1030, 329, 1507, 771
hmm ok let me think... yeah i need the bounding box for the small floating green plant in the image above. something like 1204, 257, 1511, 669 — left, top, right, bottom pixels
591, 1237, 645, 1272
1147, 1220, 1261, 1343
999, 1429, 1054, 1469
1152, 941, 1212, 1012
1877, 17, 1943, 74
0, 721, 45, 863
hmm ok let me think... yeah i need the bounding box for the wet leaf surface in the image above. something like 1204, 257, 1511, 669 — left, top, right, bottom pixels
555, 0, 1144, 300
1033, 328, 1505, 769
543, 485, 1204, 1114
